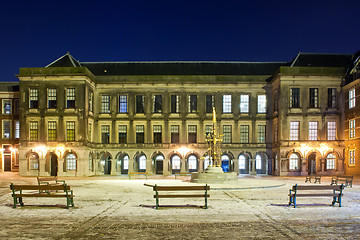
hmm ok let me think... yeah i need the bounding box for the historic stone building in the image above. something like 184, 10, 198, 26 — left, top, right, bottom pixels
0, 83, 19, 172
11, 51, 359, 177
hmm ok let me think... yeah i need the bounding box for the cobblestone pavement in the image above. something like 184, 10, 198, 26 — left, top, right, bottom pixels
0, 173, 359, 239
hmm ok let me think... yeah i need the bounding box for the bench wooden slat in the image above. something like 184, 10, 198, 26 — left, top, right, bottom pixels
295, 185, 342, 190
289, 194, 341, 197
11, 185, 71, 191
155, 194, 210, 198
13, 194, 74, 198
155, 186, 210, 191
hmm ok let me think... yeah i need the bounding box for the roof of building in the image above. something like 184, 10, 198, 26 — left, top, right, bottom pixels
0, 82, 19, 92
290, 52, 352, 68
45, 52, 81, 68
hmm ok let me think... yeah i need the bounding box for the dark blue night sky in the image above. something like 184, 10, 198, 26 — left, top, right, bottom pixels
1, 0, 359, 81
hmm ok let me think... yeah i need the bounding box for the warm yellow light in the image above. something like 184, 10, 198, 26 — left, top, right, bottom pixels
319, 145, 330, 155
178, 147, 189, 156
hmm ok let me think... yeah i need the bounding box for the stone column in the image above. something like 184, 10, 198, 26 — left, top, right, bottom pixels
249, 158, 256, 175
58, 158, 64, 176
146, 158, 153, 175
321, 158, 325, 174
234, 158, 239, 174
198, 158, 204, 172
163, 159, 170, 176
301, 157, 307, 176
128, 158, 135, 173
110, 159, 117, 176
180, 158, 187, 173
39, 157, 46, 176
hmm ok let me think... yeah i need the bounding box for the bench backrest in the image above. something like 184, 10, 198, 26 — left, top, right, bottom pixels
293, 185, 343, 191
37, 176, 58, 182
10, 184, 70, 191
154, 185, 210, 191
337, 176, 353, 180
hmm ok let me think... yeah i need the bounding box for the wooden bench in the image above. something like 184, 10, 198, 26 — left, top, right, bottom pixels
129, 172, 148, 180
331, 176, 353, 188
144, 183, 210, 209
10, 183, 74, 209
288, 184, 344, 208
305, 175, 321, 184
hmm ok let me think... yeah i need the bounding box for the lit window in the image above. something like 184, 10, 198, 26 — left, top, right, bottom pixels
188, 155, 197, 171
118, 125, 127, 143
309, 121, 318, 140
48, 121, 57, 141
309, 88, 318, 108
119, 95, 127, 113
153, 95, 162, 113
204, 156, 212, 169
349, 150, 355, 166
258, 125, 266, 143
171, 155, 181, 170
123, 155, 129, 170
171, 125, 179, 143
66, 121, 75, 141
29, 89, 39, 109
153, 125, 162, 143
188, 95, 197, 113
2, 99, 11, 114
170, 95, 180, 113
101, 125, 110, 144
188, 125, 197, 143
29, 121, 38, 141
350, 119, 356, 139
138, 155, 146, 170
257, 95, 266, 113
290, 88, 300, 108
15, 121, 19, 139
223, 125, 232, 143
256, 155, 262, 170
290, 121, 299, 141
29, 153, 39, 170
349, 88, 355, 109
47, 89, 57, 108
66, 154, 76, 171
136, 125, 144, 143
327, 122, 336, 140
240, 95, 249, 113
289, 153, 299, 170
223, 95, 231, 113
66, 88, 75, 108
239, 155, 246, 170
101, 95, 110, 113
326, 153, 335, 170
240, 125, 249, 143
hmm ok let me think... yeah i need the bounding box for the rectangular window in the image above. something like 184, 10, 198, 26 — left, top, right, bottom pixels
274, 123, 278, 142
88, 123, 92, 142
15, 121, 19, 139
101, 95, 110, 113
240, 125, 249, 143
47, 88, 57, 109
327, 121, 336, 140
188, 95, 197, 113
309, 88, 318, 108
89, 91, 93, 112
223, 95, 232, 113
135, 95, 145, 113
258, 125, 266, 143
290, 121, 300, 141
257, 95, 266, 113
118, 95, 127, 113
223, 125, 232, 143
101, 125, 110, 144
290, 88, 300, 108
328, 88, 336, 108
349, 150, 355, 166
3, 120, 10, 138
153, 125, 162, 143
349, 88, 355, 109
29, 121, 38, 141
240, 95, 249, 113
309, 121, 318, 140
136, 125, 144, 143
171, 125, 179, 143
66, 88, 76, 108
118, 125, 127, 144
188, 125, 197, 143
153, 95, 162, 113
66, 121, 75, 141
206, 95, 214, 113
29, 89, 39, 109
48, 121, 57, 141
350, 119, 356, 139
2, 99, 11, 114
170, 95, 180, 113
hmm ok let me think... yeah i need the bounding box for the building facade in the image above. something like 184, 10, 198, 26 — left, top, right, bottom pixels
10, 51, 360, 177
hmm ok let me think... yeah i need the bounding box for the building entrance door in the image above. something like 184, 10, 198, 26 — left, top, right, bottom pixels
308, 154, 316, 174
104, 159, 111, 175
155, 160, 163, 174
50, 154, 58, 176
4, 155, 11, 171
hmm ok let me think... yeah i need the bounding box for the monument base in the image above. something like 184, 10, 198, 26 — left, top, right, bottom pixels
190, 166, 238, 183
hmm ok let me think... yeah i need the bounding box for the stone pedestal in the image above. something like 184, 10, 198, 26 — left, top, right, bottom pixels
190, 166, 237, 183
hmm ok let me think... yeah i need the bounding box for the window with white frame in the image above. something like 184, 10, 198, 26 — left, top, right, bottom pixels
47, 88, 57, 108
327, 121, 336, 140
2, 120, 10, 138
257, 95, 266, 113
240, 125, 249, 143
29, 153, 39, 170
119, 95, 127, 113
15, 120, 19, 139
240, 95, 249, 113
309, 121, 318, 140
223, 125, 232, 143
29, 89, 39, 109
2, 99, 11, 114
66, 154, 77, 171
171, 155, 181, 170
326, 153, 335, 170
29, 121, 38, 141
188, 155, 197, 171
66, 88, 75, 108
223, 95, 231, 113
290, 121, 299, 141
101, 95, 110, 113
289, 153, 299, 170
309, 88, 318, 108
349, 88, 355, 109
48, 121, 57, 141
138, 155, 146, 170
349, 149, 355, 166
123, 155, 129, 170
350, 119, 355, 139
66, 121, 75, 141
239, 155, 246, 170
